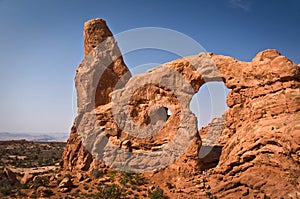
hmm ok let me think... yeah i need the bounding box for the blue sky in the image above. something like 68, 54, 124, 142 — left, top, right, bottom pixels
0, 0, 299, 133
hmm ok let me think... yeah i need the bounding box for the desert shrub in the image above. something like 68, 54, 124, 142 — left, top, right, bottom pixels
56, 178, 63, 186
206, 192, 217, 198
166, 182, 174, 189
0, 173, 22, 196
107, 171, 117, 182
148, 187, 167, 199
33, 176, 49, 189
120, 172, 146, 186
37, 159, 43, 166
131, 185, 137, 190
70, 189, 81, 198
120, 172, 132, 185
0, 184, 13, 196
94, 184, 122, 199
16, 188, 23, 197
21, 183, 29, 189
64, 173, 72, 179
83, 184, 89, 190
91, 168, 103, 179
30, 193, 37, 198
206, 192, 212, 198
132, 173, 146, 185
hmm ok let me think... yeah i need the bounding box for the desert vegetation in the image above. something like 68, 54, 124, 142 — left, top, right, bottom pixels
0, 140, 65, 168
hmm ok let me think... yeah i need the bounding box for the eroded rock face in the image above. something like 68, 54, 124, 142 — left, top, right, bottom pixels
60, 18, 131, 171
61, 19, 300, 198
206, 51, 300, 198
198, 115, 225, 170
83, 18, 113, 57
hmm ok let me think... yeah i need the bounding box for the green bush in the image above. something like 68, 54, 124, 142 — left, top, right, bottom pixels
0, 184, 12, 196
107, 171, 117, 182
30, 193, 37, 198
33, 176, 49, 189
94, 184, 122, 199
83, 184, 89, 190
120, 172, 146, 186
206, 192, 217, 198
119, 171, 132, 185
64, 173, 72, 179
132, 173, 146, 185
0, 174, 22, 196
148, 187, 167, 199
166, 182, 174, 189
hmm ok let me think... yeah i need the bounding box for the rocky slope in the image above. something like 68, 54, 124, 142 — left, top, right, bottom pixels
60, 18, 300, 198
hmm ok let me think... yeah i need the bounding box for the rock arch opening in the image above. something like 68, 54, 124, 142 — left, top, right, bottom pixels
190, 82, 229, 130
190, 81, 230, 170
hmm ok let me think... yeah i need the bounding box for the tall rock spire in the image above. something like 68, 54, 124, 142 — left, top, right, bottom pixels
83, 18, 113, 57
60, 18, 131, 171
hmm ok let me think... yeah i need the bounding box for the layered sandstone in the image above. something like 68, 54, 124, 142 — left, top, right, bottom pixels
206, 50, 300, 198
61, 18, 300, 198
149, 51, 299, 198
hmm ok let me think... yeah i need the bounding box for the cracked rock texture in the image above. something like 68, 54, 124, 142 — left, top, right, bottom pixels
60, 18, 300, 198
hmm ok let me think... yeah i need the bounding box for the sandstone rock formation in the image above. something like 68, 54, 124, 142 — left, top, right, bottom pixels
206, 50, 300, 198
199, 115, 225, 170
148, 50, 299, 198
60, 18, 131, 171
61, 18, 300, 198
20, 172, 33, 185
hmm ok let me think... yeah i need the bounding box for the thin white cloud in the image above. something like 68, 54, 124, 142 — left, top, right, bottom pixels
229, 0, 252, 11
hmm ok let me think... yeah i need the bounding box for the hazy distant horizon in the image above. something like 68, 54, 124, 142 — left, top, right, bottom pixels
0, 132, 69, 142
0, 131, 68, 134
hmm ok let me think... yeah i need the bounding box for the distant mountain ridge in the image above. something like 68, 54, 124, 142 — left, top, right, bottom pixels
0, 132, 69, 142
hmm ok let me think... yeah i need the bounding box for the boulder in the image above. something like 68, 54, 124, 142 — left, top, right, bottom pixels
58, 177, 73, 188
20, 172, 33, 185
37, 186, 53, 197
